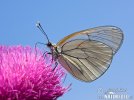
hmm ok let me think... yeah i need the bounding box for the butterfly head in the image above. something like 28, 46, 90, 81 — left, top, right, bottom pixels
46, 42, 61, 60
46, 42, 57, 52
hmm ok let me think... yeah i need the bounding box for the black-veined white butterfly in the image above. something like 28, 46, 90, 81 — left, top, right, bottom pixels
36, 22, 123, 82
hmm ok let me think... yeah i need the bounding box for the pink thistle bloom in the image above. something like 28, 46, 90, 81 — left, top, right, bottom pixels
0, 45, 69, 100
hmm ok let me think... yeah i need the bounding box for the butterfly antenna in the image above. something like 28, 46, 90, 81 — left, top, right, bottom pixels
36, 21, 50, 43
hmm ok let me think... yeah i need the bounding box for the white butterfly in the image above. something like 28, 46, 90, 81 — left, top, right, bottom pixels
36, 22, 123, 82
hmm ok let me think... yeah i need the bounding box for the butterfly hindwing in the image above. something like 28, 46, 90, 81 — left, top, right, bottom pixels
58, 39, 113, 82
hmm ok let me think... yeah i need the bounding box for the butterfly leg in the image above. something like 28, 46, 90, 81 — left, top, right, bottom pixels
52, 62, 58, 71
35, 42, 46, 56
43, 52, 52, 57
35, 42, 52, 58
35, 42, 46, 49
44, 52, 57, 71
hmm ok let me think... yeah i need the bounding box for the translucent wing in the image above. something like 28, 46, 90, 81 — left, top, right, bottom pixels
57, 26, 123, 54
57, 26, 123, 82
58, 40, 113, 82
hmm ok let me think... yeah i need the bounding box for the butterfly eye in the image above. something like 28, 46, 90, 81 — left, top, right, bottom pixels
47, 42, 52, 47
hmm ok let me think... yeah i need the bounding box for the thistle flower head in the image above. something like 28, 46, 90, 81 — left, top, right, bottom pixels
0, 45, 68, 100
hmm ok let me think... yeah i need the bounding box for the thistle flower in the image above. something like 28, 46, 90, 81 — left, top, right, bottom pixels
0, 45, 69, 100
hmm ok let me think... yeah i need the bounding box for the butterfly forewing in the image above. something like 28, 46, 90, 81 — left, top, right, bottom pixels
57, 26, 123, 54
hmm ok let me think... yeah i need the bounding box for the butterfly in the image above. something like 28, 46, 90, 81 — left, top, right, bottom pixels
36, 22, 123, 82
